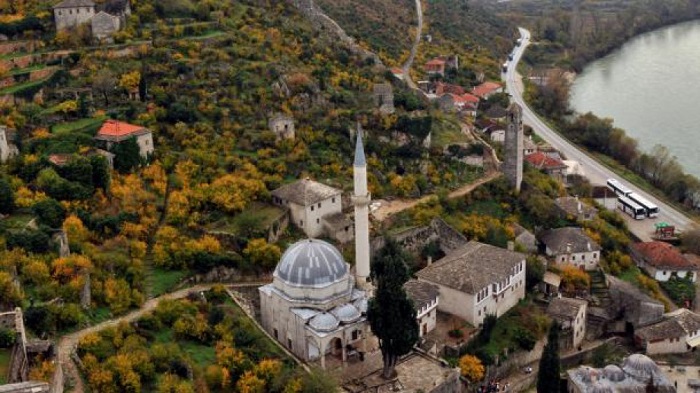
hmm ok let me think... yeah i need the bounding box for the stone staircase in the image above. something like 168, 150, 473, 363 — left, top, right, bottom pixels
587, 269, 612, 339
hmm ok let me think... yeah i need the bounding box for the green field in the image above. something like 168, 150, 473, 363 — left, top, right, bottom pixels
51, 116, 107, 135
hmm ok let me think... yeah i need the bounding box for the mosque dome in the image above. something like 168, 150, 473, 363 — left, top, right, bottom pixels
274, 239, 349, 287
331, 304, 361, 323
309, 312, 340, 332
353, 298, 368, 314
603, 365, 625, 382
622, 354, 661, 380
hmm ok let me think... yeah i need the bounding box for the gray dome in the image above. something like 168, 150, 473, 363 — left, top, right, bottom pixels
331, 304, 361, 323
275, 239, 348, 287
353, 298, 368, 314
603, 365, 625, 382
622, 354, 660, 380
309, 312, 339, 332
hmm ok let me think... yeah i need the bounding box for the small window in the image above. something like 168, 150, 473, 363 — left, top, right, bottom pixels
332, 197, 336, 203
593, 253, 597, 259
310, 206, 314, 211
316, 218, 320, 224
300, 220, 303, 226
77, 8, 80, 13
58, 11, 62, 15
318, 203, 321, 208
69, 9, 72, 14
273, 329, 278, 339
287, 339, 292, 349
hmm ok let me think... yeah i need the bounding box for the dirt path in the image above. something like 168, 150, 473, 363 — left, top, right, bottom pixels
372, 171, 501, 222
57, 284, 214, 392
402, 0, 423, 90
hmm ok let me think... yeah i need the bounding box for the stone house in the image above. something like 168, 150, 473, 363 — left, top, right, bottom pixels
91, 11, 120, 42
0, 125, 13, 163
635, 308, 700, 355
268, 113, 295, 140
415, 241, 526, 327
271, 178, 343, 239
53, 0, 96, 31
547, 297, 587, 350
424, 58, 446, 76
372, 83, 394, 114
321, 212, 354, 245
555, 196, 598, 222
404, 279, 439, 337
539, 227, 601, 270
523, 137, 537, 155
524, 151, 568, 183
94, 119, 154, 159
472, 81, 503, 99
630, 241, 698, 282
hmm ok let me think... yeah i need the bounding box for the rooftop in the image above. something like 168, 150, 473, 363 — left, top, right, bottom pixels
524, 151, 568, 170
94, 119, 149, 141
415, 241, 525, 294
403, 279, 439, 311
484, 105, 508, 119
555, 197, 598, 218
53, 0, 95, 8
636, 308, 700, 341
631, 241, 698, 270
567, 354, 675, 393
271, 178, 341, 207
539, 227, 601, 255
472, 81, 502, 97
547, 297, 587, 322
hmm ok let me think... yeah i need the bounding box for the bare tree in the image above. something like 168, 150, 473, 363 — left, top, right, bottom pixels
93, 69, 116, 107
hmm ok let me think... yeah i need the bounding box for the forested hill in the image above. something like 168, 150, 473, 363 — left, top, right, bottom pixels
502, 0, 700, 70
314, 0, 517, 70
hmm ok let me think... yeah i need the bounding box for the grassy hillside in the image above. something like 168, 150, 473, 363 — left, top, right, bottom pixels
314, 0, 416, 65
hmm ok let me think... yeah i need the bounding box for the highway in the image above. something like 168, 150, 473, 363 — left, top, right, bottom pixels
504, 27, 695, 240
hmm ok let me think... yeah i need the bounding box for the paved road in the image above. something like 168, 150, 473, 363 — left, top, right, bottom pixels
402, 0, 423, 90
505, 28, 696, 241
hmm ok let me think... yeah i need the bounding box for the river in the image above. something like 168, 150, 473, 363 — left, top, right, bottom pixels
569, 19, 700, 179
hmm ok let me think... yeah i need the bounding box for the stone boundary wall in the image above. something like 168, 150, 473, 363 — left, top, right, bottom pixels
0, 41, 38, 56
371, 218, 468, 257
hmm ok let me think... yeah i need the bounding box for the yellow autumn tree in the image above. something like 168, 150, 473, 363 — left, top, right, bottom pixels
459, 354, 485, 383
243, 239, 281, 270
236, 370, 265, 393
205, 172, 266, 213
63, 214, 89, 244
51, 255, 92, 283
118, 70, 141, 92
558, 264, 591, 294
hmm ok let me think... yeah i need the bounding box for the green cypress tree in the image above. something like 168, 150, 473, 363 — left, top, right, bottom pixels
367, 238, 419, 379
537, 322, 561, 393
0, 178, 15, 215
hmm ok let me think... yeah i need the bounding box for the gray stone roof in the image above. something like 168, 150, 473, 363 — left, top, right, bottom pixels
373, 83, 392, 95
53, 0, 95, 8
484, 105, 508, 119
567, 357, 675, 393
555, 197, 598, 218
636, 308, 700, 342
274, 239, 348, 287
322, 212, 352, 230
539, 227, 601, 255
271, 178, 341, 207
547, 297, 586, 322
403, 279, 439, 311
415, 241, 525, 294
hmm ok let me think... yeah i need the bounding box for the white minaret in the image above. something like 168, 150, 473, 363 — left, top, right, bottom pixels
352, 128, 371, 287
0, 126, 9, 163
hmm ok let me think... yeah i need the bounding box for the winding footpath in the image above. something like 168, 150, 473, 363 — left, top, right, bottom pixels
57, 285, 215, 392
401, 0, 423, 90
505, 28, 696, 241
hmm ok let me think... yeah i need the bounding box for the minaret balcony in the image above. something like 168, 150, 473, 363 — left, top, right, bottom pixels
351, 193, 371, 206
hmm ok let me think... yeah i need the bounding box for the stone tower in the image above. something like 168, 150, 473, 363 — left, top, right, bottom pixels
504, 103, 524, 192
352, 128, 371, 287
0, 126, 9, 163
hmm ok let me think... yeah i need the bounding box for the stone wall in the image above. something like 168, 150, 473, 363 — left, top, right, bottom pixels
0, 41, 38, 56
371, 218, 467, 258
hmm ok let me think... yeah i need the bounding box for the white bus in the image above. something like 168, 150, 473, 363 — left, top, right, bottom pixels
628, 192, 660, 218
606, 178, 632, 197
617, 196, 646, 220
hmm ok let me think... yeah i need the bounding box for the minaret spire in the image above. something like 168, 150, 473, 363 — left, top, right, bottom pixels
353, 124, 371, 288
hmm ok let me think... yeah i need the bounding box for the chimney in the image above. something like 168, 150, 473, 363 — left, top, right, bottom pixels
427, 256, 433, 266
566, 243, 572, 254
507, 241, 515, 251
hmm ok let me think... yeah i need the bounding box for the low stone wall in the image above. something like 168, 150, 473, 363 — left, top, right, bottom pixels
0, 41, 37, 56
29, 67, 58, 82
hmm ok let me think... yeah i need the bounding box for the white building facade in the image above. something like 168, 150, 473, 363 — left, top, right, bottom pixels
547, 297, 587, 350
404, 280, 439, 337
631, 241, 698, 283
271, 179, 342, 238
416, 241, 526, 327
539, 227, 601, 270
0, 125, 9, 163
53, 0, 96, 31
635, 308, 700, 355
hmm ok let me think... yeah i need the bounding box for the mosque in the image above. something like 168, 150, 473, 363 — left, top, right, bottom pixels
258, 131, 373, 369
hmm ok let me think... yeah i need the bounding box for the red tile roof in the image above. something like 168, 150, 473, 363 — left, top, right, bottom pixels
524, 151, 567, 170
472, 81, 502, 98
48, 154, 72, 167
460, 93, 480, 104
97, 120, 147, 138
436, 82, 465, 96
632, 242, 698, 270
391, 67, 404, 75
425, 59, 446, 66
